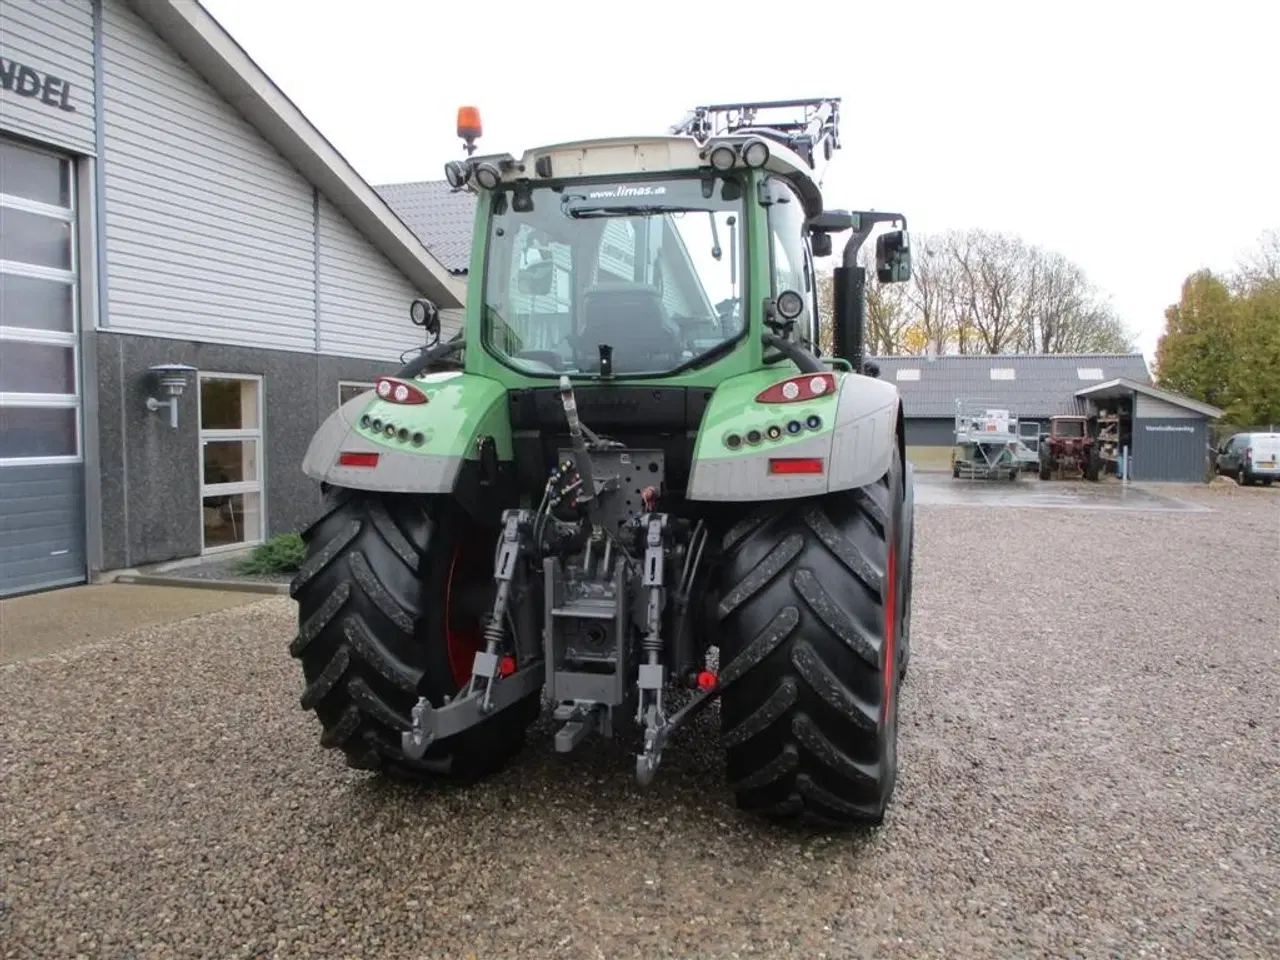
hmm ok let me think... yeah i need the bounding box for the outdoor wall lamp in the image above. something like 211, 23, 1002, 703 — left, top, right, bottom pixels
144, 363, 198, 428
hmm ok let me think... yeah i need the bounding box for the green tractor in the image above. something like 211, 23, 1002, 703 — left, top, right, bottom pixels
289, 98, 917, 827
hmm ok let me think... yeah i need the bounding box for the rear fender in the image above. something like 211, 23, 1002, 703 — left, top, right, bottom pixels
686, 368, 899, 501
301, 371, 511, 493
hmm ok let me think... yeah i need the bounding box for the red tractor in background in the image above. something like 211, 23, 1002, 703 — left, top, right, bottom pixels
1038, 415, 1103, 482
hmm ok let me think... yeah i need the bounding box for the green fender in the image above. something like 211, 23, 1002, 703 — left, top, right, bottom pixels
687, 367, 901, 501
301, 371, 512, 493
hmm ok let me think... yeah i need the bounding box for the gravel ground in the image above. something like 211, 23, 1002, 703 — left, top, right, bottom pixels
2, 485, 1277, 959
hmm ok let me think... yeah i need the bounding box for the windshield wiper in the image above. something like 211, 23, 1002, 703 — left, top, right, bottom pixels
564, 204, 666, 219
563, 204, 711, 220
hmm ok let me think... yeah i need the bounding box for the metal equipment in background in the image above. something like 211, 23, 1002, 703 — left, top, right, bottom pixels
951, 400, 1022, 481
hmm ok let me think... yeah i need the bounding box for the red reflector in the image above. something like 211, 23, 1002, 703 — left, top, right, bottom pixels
338, 451, 379, 468
499, 655, 516, 677
696, 670, 717, 690
756, 372, 837, 404
374, 376, 428, 405
769, 457, 824, 475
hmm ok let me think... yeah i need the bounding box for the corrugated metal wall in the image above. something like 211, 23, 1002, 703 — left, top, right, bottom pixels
0, 0, 96, 154
316, 195, 434, 361
1131, 417, 1208, 481
0, 463, 86, 597
1135, 395, 1199, 420
904, 418, 956, 447
99, 0, 317, 351
97, 0, 435, 361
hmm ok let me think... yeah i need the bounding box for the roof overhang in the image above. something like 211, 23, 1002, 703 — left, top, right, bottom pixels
125, 0, 466, 309
1075, 377, 1224, 419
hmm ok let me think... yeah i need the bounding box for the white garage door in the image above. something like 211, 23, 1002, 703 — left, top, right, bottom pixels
0, 136, 87, 597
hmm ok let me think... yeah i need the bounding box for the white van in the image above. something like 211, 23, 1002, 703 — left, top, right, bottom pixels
1217, 432, 1280, 485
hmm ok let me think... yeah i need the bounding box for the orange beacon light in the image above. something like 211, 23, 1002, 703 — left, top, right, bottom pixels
457, 106, 482, 154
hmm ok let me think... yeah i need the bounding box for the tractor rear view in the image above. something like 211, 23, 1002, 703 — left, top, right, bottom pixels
1038, 415, 1102, 481
287, 99, 917, 828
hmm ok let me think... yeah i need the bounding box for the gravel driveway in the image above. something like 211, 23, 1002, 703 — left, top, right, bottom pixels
3, 484, 1277, 959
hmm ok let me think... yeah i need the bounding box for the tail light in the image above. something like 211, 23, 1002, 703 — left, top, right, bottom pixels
756, 372, 837, 404
769, 457, 824, 475
1244, 446, 1252, 463
375, 376, 428, 405
338, 451, 379, 468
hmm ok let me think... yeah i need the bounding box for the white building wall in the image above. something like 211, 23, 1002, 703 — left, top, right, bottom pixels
0, 0, 96, 154
98, 0, 316, 351
317, 196, 440, 361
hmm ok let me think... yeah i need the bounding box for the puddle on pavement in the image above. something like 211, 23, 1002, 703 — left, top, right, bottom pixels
913, 473, 1212, 513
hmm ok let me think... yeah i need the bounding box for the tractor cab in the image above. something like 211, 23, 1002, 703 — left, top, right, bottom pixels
1048, 416, 1089, 438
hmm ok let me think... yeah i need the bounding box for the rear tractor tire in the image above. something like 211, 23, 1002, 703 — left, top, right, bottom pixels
288, 489, 539, 781
714, 453, 907, 827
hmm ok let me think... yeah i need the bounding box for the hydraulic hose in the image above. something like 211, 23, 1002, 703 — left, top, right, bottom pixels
396, 337, 465, 379
761, 333, 825, 374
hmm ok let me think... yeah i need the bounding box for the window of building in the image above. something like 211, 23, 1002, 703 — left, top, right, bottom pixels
989, 367, 1016, 380
198, 373, 264, 552
338, 381, 374, 406
895, 368, 921, 381
1076, 367, 1104, 380
0, 139, 80, 465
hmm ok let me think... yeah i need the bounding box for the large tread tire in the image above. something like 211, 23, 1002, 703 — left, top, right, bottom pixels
716, 454, 905, 828
288, 488, 538, 781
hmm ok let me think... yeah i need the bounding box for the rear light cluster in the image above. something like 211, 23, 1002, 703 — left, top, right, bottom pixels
725, 414, 823, 450
756, 372, 837, 404
375, 376, 428, 405
357, 413, 425, 447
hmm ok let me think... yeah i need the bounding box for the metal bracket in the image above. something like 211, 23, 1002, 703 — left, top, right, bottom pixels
552, 700, 612, 753
400, 662, 545, 759
635, 679, 723, 786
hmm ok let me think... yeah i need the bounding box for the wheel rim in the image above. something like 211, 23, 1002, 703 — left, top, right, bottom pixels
444, 529, 496, 691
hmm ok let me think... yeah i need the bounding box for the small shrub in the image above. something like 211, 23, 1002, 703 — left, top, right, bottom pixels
233, 533, 306, 575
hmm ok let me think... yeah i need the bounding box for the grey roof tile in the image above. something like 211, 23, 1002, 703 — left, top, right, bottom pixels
375, 180, 476, 275
867, 353, 1153, 419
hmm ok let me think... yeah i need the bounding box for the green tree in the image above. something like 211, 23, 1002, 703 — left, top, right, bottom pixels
1155, 257, 1280, 426
1230, 280, 1280, 425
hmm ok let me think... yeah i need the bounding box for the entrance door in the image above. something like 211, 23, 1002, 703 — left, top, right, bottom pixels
0, 137, 86, 597
198, 373, 264, 552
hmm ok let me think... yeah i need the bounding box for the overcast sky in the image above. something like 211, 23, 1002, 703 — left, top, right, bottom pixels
199, 0, 1279, 360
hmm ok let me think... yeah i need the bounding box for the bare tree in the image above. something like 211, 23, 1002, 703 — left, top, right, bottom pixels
1233, 227, 1280, 292
804, 226, 1135, 359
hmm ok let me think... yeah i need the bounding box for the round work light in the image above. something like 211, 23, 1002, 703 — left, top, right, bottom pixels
741, 138, 770, 168
707, 142, 737, 171
473, 161, 501, 190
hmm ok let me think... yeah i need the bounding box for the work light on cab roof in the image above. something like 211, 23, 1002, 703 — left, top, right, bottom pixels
289, 95, 921, 834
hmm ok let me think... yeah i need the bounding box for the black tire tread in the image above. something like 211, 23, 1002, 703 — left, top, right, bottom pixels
290, 490, 532, 780
717, 468, 902, 828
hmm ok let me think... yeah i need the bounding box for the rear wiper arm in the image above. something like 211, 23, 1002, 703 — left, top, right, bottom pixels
563, 204, 669, 219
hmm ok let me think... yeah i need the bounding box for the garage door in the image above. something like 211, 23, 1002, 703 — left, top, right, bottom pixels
0, 136, 87, 597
